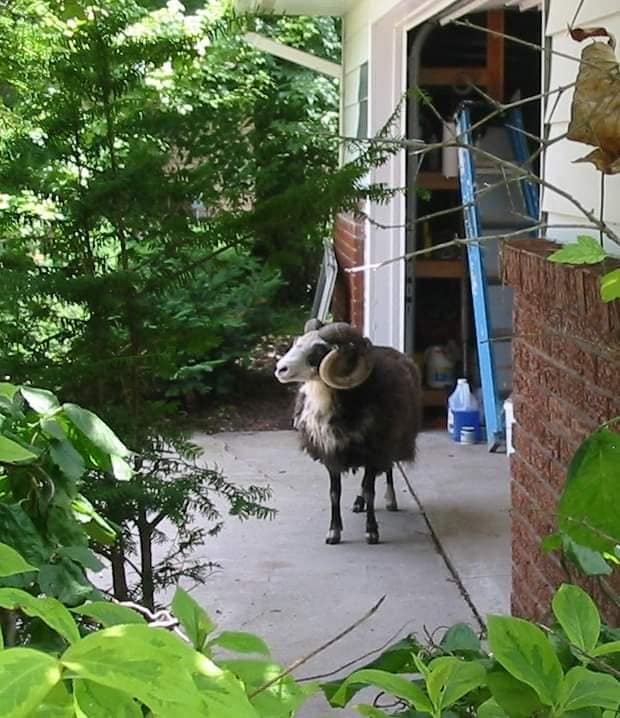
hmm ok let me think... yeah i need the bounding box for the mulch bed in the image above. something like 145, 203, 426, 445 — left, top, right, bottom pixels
185, 335, 297, 434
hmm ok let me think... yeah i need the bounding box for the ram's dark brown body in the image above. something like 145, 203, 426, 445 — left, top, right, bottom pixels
276, 321, 422, 544
294, 347, 421, 475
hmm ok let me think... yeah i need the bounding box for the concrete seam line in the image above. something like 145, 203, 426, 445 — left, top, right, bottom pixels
395, 461, 487, 634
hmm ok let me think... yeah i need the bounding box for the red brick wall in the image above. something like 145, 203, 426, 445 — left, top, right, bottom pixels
503, 239, 620, 623
332, 213, 365, 330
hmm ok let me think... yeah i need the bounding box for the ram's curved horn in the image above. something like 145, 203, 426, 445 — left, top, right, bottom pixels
304, 318, 324, 333
317, 323, 374, 389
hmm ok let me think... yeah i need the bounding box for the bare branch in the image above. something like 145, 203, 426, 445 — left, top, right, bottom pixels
249, 595, 386, 699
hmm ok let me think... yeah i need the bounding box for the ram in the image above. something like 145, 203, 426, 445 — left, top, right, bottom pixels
275, 320, 421, 544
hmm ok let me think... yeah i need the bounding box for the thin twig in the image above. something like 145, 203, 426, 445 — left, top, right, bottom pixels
599, 172, 606, 248
454, 19, 612, 75
248, 595, 386, 699
345, 222, 598, 274
298, 620, 416, 683
570, 0, 587, 29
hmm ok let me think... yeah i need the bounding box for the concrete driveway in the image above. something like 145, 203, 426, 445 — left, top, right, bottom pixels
189, 430, 510, 717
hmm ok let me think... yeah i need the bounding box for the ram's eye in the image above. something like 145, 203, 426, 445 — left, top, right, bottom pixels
307, 343, 329, 368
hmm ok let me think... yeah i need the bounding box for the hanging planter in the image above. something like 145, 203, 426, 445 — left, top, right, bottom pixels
567, 28, 620, 174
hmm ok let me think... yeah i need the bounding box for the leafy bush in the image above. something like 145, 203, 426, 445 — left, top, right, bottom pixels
542, 423, 620, 587
0, 382, 121, 614
0, 544, 315, 717
325, 583, 620, 717
1, 541, 618, 717
159, 249, 282, 400
0, 383, 274, 615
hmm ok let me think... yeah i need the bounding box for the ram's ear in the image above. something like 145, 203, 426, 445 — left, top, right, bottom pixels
304, 318, 324, 333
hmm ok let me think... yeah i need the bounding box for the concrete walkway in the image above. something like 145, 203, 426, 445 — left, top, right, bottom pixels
190, 430, 510, 717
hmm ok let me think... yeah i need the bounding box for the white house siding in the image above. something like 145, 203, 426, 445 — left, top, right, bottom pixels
342, 0, 462, 349
543, 0, 620, 255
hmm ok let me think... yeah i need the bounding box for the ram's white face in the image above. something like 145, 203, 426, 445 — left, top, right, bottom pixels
275, 331, 331, 383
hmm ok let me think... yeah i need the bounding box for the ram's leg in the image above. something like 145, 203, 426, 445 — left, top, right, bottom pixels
385, 468, 398, 511
326, 470, 343, 545
352, 476, 365, 513
362, 468, 379, 544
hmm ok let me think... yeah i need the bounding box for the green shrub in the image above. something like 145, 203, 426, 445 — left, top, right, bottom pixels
0, 382, 121, 614
1, 540, 618, 718
159, 249, 282, 399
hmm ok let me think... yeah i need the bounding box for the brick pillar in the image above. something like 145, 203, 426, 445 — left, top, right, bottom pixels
503, 239, 620, 623
332, 212, 365, 330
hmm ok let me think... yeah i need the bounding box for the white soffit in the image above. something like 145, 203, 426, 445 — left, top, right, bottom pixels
243, 32, 342, 77
439, 0, 542, 25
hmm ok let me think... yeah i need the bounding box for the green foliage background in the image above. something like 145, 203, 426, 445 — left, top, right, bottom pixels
0, 0, 377, 602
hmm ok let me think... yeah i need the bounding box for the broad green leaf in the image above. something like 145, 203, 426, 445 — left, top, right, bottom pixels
600, 269, 620, 303
62, 404, 129, 458
72, 495, 117, 545
321, 637, 420, 706
0, 435, 38, 464
73, 679, 142, 718
558, 666, 620, 711
58, 546, 104, 573
40, 417, 67, 441
171, 587, 215, 650
211, 630, 270, 656
427, 656, 486, 710
110, 454, 133, 480
20, 386, 60, 415
552, 584, 600, 654
558, 429, 620, 553
0, 504, 50, 567
218, 659, 314, 718
330, 669, 432, 712
71, 601, 147, 627
487, 615, 563, 706
591, 640, 620, 658
39, 559, 94, 606
0, 384, 17, 402
478, 698, 510, 718
0, 648, 62, 718
548, 236, 606, 265
62, 624, 255, 718
487, 665, 545, 718
0, 543, 38, 577
0, 587, 80, 644
440, 623, 481, 653
563, 537, 612, 576
30, 682, 74, 717
50, 440, 86, 482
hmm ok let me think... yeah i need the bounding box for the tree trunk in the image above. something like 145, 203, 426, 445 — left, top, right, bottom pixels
110, 542, 130, 601
138, 509, 154, 611
0, 608, 17, 647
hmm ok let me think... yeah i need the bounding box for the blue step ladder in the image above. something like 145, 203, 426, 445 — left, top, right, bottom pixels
456, 104, 539, 451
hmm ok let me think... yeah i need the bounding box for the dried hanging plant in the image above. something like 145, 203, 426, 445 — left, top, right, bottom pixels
567, 28, 620, 174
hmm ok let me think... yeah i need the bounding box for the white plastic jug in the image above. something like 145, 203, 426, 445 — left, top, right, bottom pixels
425, 346, 455, 389
447, 378, 478, 436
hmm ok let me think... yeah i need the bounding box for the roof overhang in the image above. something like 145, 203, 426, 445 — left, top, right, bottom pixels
235, 0, 540, 20
439, 0, 541, 24
243, 32, 342, 77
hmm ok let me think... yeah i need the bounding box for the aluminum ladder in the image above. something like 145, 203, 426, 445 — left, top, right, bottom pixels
456, 104, 539, 450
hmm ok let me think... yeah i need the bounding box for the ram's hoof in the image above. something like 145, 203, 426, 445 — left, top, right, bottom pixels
352, 496, 366, 513
365, 531, 379, 545
325, 530, 341, 545
385, 501, 398, 512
